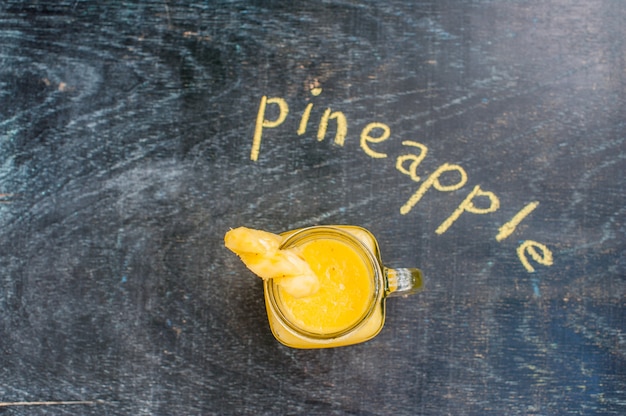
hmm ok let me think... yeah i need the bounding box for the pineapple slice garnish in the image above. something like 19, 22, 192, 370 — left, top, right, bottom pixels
224, 227, 320, 298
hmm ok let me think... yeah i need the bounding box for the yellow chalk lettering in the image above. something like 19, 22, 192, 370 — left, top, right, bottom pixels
436, 185, 500, 234
496, 201, 540, 242
250, 96, 289, 161
360, 122, 390, 158
400, 163, 467, 215
317, 108, 348, 146
298, 88, 323, 136
517, 240, 553, 272
298, 103, 313, 136
396, 140, 428, 182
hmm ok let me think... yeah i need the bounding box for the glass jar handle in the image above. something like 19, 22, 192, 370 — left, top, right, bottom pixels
384, 267, 424, 297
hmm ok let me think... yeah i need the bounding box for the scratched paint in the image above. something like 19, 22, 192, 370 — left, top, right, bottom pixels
0, 1, 624, 415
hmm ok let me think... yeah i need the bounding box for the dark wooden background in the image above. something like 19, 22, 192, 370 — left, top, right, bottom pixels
1, 1, 624, 415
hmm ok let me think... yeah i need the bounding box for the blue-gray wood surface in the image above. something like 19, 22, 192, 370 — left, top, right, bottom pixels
0, 1, 624, 415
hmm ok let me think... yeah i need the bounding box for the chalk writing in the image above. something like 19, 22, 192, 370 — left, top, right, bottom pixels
517, 240, 554, 272
496, 201, 539, 242
249, 89, 553, 273
251, 96, 288, 161
360, 123, 390, 158
318, 108, 348, 145
396, 141, 428, 182
435, 185, 500, 235
400, 163, 467, 215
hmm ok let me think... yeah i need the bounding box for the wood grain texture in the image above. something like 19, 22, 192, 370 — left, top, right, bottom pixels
0, 1, 624, 415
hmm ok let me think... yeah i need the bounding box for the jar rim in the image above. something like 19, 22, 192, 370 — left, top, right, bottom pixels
266, 226, 381, 340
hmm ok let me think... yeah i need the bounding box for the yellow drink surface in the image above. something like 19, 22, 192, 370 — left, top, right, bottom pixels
277, 238, 373, 334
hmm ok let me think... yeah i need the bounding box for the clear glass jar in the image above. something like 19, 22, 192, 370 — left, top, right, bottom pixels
264, 225, 423, 348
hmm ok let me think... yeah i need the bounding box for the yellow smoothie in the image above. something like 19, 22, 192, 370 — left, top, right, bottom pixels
277, 237, 373, 334
225, 225, 387, 348
268, 226, 386, 348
